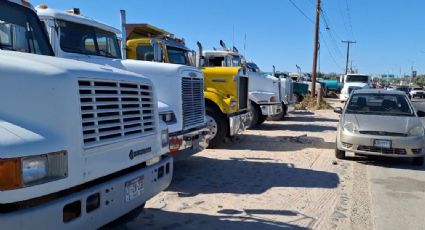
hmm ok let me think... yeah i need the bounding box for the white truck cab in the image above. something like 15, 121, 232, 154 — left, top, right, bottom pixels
202, 44, 282, 127
339, 74, 372, 102
1, 1, 172, 229
36, 6, 208, 160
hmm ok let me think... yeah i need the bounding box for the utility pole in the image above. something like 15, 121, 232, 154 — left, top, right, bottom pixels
311, 0, 321, 99
342, 40, 356, 74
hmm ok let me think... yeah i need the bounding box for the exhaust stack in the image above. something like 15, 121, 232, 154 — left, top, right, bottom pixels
196, 41, 203, 68
120, 10, 127, 59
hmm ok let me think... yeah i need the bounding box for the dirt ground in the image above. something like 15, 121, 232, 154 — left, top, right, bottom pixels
116, 110, 372, 230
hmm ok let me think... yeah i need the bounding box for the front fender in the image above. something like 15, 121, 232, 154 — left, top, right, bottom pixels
204, 88, 236, 114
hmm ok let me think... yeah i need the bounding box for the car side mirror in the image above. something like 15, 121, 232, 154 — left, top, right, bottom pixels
417, 110, 425, 117
334, 107, 343, 114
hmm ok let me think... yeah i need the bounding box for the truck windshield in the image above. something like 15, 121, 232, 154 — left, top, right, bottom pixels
232, 55, 241, 67
57, 20, 121, 58
0, 1, 53, 56
346, 75, 369, 83
167, 46, 190, 65
346, 93, 414, 116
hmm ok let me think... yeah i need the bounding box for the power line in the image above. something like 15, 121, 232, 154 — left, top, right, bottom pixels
288, 0, 314, 24
321, 33, 343, 70
337, 0, 350, 39
345, 0, 355, 39
320, 9, 344, 58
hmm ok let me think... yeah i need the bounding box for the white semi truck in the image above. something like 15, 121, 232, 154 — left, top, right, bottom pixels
36, 6, 208, 160
339, 74, 372, 102
0, 0, 172, 229
202, 44, 283, 126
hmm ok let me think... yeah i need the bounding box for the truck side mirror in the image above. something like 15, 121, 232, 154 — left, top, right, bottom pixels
151, 40, 163, 62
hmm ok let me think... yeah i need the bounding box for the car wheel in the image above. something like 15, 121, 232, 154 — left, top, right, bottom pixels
205, 106, 228, 148
335, 148, 346, 159
413, 157, 424, 166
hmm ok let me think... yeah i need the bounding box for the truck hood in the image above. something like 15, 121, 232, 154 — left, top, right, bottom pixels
343, 113, 421, 134
248, 72, 279, 96
0, 51, 151, 84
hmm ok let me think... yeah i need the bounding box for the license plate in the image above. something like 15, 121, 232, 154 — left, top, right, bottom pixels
374, 139, 391, 148
125, 175, 144, 202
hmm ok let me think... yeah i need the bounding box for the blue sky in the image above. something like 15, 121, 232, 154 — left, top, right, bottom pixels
31, 0, 425, 75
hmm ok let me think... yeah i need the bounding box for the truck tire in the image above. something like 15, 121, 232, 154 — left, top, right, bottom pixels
248, 102, 260, 128
295, 93, 304, 103
257, 114, 268, 125
413, 157, 424, 166
205, 106, 228, 148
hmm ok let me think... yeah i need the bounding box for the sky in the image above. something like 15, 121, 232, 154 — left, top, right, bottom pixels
30, 0, 425, 75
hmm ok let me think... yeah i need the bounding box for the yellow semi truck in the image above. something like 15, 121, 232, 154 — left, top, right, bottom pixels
124, 23, 250, 147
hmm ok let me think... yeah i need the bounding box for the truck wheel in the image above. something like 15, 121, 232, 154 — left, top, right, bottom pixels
413, 157, 424, 166
295, 94, 304, 103
205, 107, 228, 148
257, 114, 268, 125
248, 102, 260, 128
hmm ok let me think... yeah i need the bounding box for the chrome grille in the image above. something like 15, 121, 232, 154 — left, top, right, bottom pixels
357, 145, 407, 155
239, 76, 249, 110
78, 80, 155, 148
182, 77, 205, 129
289, 80, 294, 102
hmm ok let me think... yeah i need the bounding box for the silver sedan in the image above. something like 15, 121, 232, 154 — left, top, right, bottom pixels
334, 89, 425, 165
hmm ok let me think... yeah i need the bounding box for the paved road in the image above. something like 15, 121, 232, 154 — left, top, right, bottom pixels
325, 97, 425, 230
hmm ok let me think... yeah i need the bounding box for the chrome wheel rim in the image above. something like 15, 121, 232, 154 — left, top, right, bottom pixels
205, 114, 218, 140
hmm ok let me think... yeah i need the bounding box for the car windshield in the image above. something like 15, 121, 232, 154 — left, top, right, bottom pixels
346, 75, 369, 83
167, 46, 190, 65
413, 87, 422, 90
0, 1, 53, 55
346, 93, 414, 116
57, 20, 121, 58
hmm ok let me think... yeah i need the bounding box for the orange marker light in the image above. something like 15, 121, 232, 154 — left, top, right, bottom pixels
0, 158, 22, 191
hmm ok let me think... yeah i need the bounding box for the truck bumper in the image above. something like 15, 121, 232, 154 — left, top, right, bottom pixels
229, 111, 251, 136
0, 156, 173, 230
169, 127, 210, 161
259, 103, 282, 116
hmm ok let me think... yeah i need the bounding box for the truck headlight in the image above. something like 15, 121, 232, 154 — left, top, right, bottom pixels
161, 129, 169, 147
409, 126, 424, 136
230, 99, 237, 108
22, 155, 48, 184
0, 151, 68, 191
159, 111, 176, 124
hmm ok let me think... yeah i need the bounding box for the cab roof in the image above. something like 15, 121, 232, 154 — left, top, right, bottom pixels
203, 50, 241, 57
36, 7, 120, 34
125, 23, 172, 40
